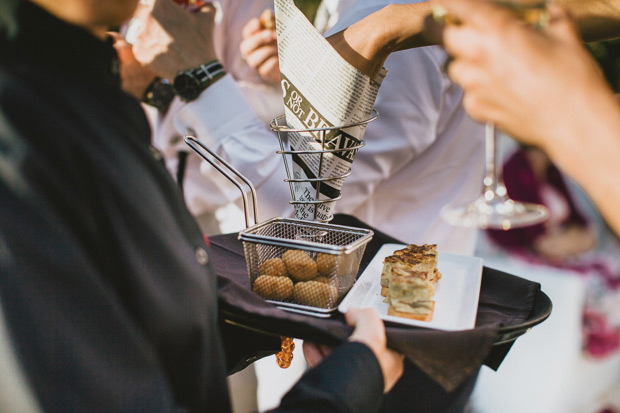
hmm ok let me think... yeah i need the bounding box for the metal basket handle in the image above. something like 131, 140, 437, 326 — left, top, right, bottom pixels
184, 136, 258, 228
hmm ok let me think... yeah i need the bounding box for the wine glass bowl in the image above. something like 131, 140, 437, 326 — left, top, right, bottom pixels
441, 194, 550, 231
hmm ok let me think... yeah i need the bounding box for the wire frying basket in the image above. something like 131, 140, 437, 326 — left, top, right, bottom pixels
270, 110, 378, 223
185, 136, 373, 318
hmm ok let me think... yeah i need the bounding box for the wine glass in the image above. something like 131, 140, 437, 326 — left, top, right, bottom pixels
441, 124, 549, 230
438, 0, 550, 230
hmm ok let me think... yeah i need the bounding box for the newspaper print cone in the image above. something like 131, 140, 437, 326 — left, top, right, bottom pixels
274, 0, 385, 222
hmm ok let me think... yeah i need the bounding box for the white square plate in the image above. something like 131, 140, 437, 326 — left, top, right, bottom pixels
338, 243, 483, 331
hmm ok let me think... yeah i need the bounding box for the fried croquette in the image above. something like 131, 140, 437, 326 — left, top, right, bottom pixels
293, 281, 338, 308
259, 257, 288, 277
253, 275, 293, 301
282, 249, 317, 281
316, 253, 338, 277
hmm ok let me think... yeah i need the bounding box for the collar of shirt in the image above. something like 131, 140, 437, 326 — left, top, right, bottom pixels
4, 2, 120, 88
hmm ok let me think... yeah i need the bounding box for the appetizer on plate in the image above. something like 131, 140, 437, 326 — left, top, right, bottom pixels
380, 244, 442, 321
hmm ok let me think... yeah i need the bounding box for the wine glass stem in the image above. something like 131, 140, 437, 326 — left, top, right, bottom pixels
483, 122, 506, 200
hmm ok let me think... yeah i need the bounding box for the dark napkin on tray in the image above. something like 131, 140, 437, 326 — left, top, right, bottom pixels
210, 214, 541, 392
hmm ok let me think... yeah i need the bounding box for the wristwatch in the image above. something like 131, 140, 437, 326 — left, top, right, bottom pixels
142, 77, 175, 112
173, 60, 226, 102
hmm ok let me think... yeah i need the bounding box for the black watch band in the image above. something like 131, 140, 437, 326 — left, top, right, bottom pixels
142, 77, 175, 112
173, 60, 226, 102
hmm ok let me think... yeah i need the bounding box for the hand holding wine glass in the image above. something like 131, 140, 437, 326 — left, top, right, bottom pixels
435, 0, 553, 230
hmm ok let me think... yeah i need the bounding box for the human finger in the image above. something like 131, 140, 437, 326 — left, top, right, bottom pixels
240, 30, 277, 60
445, 57, 498, 124
242, 17, 263, 39
346, 308, 404, 393
445, 57, 482, 92
302, 342, 333, 368
442, 22, 487, 62
244, 44, 278, 69
107, 30, 125, 45
133, 0, 154, 21
256, 56, 281, 84
346, 307, 385, 350
436, 0, 515, 30
109, 32, 135, 63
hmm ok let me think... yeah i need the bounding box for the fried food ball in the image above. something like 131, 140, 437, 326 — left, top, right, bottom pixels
293, 281, 338, 308
282, 249, 317, 281
259, 257, 288, 277
253, 275, 294, 301
316, 253, 338, 277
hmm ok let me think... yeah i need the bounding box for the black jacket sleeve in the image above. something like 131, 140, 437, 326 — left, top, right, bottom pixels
273, 342, 384, 413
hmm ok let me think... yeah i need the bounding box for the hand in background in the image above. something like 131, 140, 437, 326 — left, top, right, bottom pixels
302, 341, 333, 368
326, 2, 434, 78
438, 0, 611, 151
239, 12, 280, 84
304, 307, 404, 394
436, 0, 620, 239
132, 0, 218, 80
109, 32, 157, 100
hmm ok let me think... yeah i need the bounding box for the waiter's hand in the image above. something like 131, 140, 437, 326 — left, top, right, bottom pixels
132, 0, 218, 80
347, 307, 404, 393
304, 307, 404, 394
240, 14, 280, 84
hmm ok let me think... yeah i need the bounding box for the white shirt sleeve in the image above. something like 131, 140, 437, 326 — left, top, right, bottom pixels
155, 75, 291, 222
150, 0, 292, 223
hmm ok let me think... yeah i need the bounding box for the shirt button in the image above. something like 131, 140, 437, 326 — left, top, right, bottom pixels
195, 248, 209, 266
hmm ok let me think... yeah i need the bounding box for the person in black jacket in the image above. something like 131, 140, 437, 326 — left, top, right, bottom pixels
0, 0, 403, 411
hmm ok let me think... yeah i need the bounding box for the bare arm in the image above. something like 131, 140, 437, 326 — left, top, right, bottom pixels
326, 0, 619, 78
327, 2, 437, 78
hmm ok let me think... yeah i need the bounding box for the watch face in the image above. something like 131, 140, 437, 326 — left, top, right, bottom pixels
146, 81, 175, 111
173, 73, 201, 101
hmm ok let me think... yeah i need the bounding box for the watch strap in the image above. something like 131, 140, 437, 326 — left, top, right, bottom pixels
174, 60, 226, 102
192, 60, 226, 85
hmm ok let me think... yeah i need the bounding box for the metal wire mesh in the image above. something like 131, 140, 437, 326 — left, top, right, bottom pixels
240, 217, 372, 316
185, 136, 373, 317
270, 111, 378, 223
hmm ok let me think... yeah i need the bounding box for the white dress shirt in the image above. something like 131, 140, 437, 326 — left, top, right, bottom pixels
152, 0, 485, 255
324, 0, 486, 255
148, 0, 290, 226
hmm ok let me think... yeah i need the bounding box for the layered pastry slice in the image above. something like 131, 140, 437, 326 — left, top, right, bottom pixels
387, 275, 436, 321
380, 244, 441, 321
